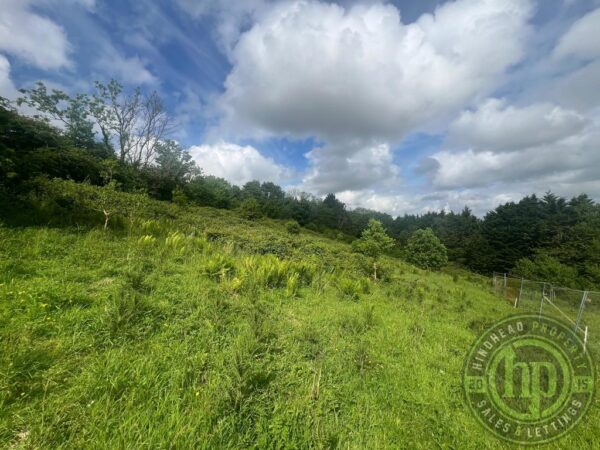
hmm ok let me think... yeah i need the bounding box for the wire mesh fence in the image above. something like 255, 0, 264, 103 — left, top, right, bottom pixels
492, 272, 599, 351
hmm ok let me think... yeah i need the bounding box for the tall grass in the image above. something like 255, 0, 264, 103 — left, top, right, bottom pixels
1, 203, 599, 449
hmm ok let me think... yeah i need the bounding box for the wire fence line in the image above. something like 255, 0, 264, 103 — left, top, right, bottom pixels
492, 272, 599, 350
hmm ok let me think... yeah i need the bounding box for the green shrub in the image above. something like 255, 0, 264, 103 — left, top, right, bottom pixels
292, 260, 318, 285
254, 256, 289, 289
235, 255, 316, 292
172, 187, 189, 206
205, 231, 227, 242
305, 222, 320, 232
248, 239, 289, 258
164, 231, 187, 256
285, 272, 300, 297
240, 197, 263, 220
513, 253, 579, 288
340, 305, 376, 333
36, 178, 151, 230
404, 228, 448, 271
336, 277, 370, 301
138, 219, 166, 236
201, 255, 236, 281
285, 220, 301, 234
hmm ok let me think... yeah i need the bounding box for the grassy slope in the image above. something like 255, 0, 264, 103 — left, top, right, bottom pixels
0, 204, 598, 449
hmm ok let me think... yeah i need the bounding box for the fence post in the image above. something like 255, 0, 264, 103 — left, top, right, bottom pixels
516, 277, 524, 308
539, 283, 546, 319
574, 291, 588, 333
584, 326, 589, 352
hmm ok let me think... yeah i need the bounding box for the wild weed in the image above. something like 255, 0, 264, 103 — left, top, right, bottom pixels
165, 231, 186, 255
336, 276, 370, 301
137, 234, 156, 246
201, 255, 236, 282
284, 273, 300, 298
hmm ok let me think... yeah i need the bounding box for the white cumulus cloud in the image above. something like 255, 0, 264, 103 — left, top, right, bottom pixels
426, 124, 600, 189
301, 141, 400, 194
0, 55, 18, 99
188, 142, 291, 185
553, 7, 600, 61
337, 189, 414, 217
219, 0, 533, 141
448, 98, 587, 152
0, 0, 71, 70
213, 0, 534, 200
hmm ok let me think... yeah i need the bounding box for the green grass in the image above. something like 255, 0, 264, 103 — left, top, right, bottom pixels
1, 204, 599, 449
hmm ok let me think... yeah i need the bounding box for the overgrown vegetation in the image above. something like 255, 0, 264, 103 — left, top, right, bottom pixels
3, 90, 600, 291
2, 84, 600, 446
2, 185, 598, 448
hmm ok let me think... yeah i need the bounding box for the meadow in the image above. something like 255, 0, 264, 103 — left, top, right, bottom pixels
1, 199, 599, 449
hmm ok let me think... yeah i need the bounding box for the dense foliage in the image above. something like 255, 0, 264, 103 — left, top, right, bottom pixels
404, 228, 449, 271
2, 188, 599, 448
1, 83, 600, 448
2, 87, 600, 289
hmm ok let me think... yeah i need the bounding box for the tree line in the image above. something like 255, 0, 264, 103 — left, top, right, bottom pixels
1, 81, 599, 289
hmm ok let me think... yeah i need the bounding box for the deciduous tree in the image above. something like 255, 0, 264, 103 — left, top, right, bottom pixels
405, 228, 448, 271
352, 219, 395, 280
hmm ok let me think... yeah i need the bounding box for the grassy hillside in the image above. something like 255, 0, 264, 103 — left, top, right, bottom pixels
1, 194, 598, 449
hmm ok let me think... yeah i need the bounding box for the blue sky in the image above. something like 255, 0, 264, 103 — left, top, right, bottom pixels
1, 0, 600, 216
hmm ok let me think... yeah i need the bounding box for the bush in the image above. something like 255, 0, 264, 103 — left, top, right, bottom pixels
240, 197, 263, 220
235, 255, 316, 292
305, 222, 320, 232
513, 253, 579, 288
35, 178, 151, 230
286, 220, 301, 234
404, 228, 448, 271
201, 255, 236, 281
336, 277, 370, 301
172, 187, 188, 206
243, 236, 289, 257
17, 147, 104, 185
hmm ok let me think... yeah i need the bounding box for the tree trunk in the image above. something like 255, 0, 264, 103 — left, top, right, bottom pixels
103, 209, 110, 230
100, 126, 112, 155
373, 261, 378, 281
